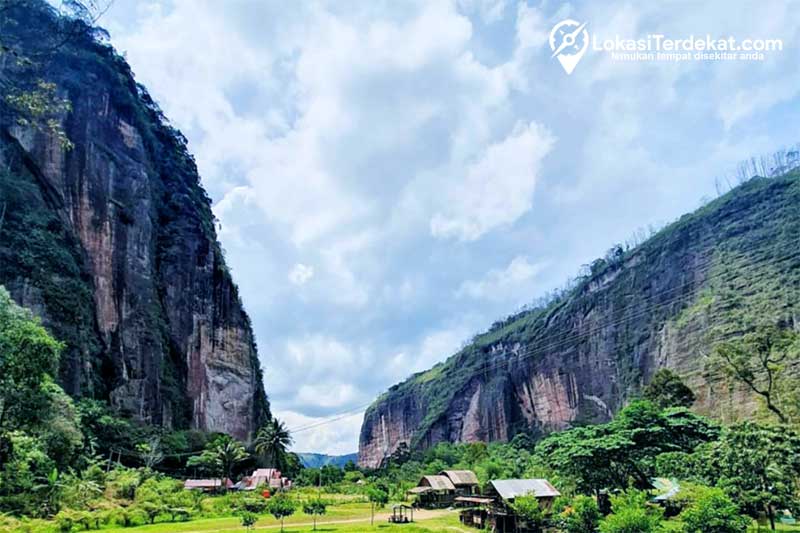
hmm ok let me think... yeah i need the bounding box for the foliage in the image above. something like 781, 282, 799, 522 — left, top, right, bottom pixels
710, 423, 800, 529
535, 401, 718, 494
679, 488, 750, 533
713, 326, 799, 423
266, 493, 295, 532
598, 491, 663, 533
643, 369, 696, 409
0, 286, 63, 430
557, 495, 601, 533
240, 510, 258, 531
303, 499, 327, 531
510, 495, 545, 530
186, 434, 249, 484
4, 79, 73, 148
253, 419, 293, 471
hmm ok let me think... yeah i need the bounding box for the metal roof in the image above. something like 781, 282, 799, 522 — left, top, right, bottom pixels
489, 479, 561, 500
419, 475, 456, 491
441, 470, 479, 486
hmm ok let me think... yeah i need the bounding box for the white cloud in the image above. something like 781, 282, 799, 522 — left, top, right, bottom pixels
430, 121, 555, 241
102, 0, 800, 455
288, 263, 314, 286
458, 256, 545, 300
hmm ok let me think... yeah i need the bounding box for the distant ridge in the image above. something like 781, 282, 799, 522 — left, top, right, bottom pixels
297, 452, 358, 469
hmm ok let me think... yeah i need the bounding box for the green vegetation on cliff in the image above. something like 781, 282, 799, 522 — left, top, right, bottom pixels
363, 168, 800, 457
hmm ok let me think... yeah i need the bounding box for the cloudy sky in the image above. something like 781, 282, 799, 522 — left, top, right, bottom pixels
98, 0, 800, 454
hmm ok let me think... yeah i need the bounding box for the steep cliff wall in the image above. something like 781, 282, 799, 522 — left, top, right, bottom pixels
359, 172, 800, 467
0, 2, 269, 439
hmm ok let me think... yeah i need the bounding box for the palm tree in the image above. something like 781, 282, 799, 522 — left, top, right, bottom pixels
214, 435, 249, 485
254, 419, 293, 470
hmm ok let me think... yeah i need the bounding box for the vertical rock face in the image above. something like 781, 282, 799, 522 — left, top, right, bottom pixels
0, 3, 269, 439
359, 173, 800, 468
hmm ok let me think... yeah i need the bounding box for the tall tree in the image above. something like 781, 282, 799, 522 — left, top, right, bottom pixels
186, 434, 249, 487
713, 326, 799, 423
254, 419, 293, 470
0, 286, 62, 429
711, 423, 800, 531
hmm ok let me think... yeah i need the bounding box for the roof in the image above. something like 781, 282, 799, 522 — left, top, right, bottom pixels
488, 479, 560, 500
455, 496, 495, 505
441, 470, 479, 486
408, 486, 433, 494
419, 475, 456, 491
251, 468, 282, 479
184, 479, 232, 489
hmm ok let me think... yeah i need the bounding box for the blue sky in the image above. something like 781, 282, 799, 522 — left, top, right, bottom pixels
98, 0, 800, 454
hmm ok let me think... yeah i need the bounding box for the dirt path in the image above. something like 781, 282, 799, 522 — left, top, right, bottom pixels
195, 508, 455, 532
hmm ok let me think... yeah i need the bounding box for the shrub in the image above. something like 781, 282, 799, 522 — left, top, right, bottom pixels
559, 495, 601, 533
240, 511, 258, 531
680, 489, 750, 533
598, 491, 663, 533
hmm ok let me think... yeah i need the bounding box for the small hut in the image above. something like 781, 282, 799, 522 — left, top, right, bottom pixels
408, 475, 456, 508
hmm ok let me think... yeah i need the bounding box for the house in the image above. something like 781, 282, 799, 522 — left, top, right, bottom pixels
408, 475, 457, 508
460, 479, 561, 533
183, 479, 233, 492
440, 470, 480, 496
236, 468, 292, 491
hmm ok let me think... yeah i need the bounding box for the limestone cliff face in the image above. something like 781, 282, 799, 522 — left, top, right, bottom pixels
359, 173, 800, 468
0, 3, 269, 439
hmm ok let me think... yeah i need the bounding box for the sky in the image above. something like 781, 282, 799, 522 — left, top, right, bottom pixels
96, 0, 800, 455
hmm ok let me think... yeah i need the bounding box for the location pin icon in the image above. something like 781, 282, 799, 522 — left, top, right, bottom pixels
550, 20, 589, 75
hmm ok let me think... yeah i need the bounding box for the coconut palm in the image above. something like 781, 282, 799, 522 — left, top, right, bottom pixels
254, 419, 293, 470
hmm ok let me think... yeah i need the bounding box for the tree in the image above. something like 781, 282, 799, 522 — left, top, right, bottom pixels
266, 493, 295, 533
302, 499, 327, 531
186, 435, 249, 488
559, 495, 601, 533
713, 326, 799, 423
680, 489, 750, 533
712, 423, 800, 530
253, 419, 293, 470
511, 495, 545, 531
0, 286, 62, 429
136, 437, 164, 470
535, 401, 718, 495
240, 511, 258, 531
598, 491, 663, 533
643, 369, 696, 409
365, 485, 388, 525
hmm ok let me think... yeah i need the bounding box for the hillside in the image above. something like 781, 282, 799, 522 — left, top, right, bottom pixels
297, 453, 359, 469
0, 2, 269, 439
359, 170, 800, 467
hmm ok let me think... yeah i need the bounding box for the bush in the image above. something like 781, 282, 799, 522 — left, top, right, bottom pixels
559, 495, 601, 533
680, 489, 750, 533
240, 511, 258, 531
599, 491, 663, 533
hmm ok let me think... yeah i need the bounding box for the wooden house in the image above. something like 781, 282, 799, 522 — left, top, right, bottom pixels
459, 479, 561, 532
408, 475, 456, 508
440, 470, 480, 496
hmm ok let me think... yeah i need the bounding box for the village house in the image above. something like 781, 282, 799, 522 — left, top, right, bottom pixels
234, 468, 292, 492
408, 470, 481, 508
459, 479, 561, 532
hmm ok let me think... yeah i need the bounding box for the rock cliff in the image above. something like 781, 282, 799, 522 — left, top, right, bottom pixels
0, 2, 269, 439
359, 171, 800, 468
